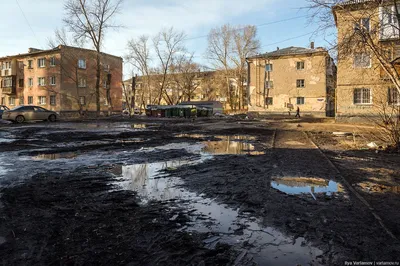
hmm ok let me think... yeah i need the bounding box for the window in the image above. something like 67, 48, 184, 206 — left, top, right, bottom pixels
19, 79, 24, 88
104, 97, 108, 106
28, 96, 33, 105
79, 96, 86, 105
388, 88, 400, 104
297, 97, 305, 105
266, 97, 273, 105
354, 88, 372, 104
354, 53, 371, 68
4, 70, 9, 76
28, 60, 33, 69
265, 64, 273, 72
104, 64, 110, 72
297, 61, 305, 70
265, 80, 274, 89
2, 61, 11, 69
18, 61, 24, 69
78, 77, 87, 87
8, 97, 15, 106
2, 77, 13, 87
50, 95, 56, 106
1, 97, 5, 105
19, 97, 24, 105
38, 77, 46, 86
50, 76, 56, 86
355, 18, 370, 32
78, 59, 86, 69
28, 78, 33, 87
38, 58, 45, 68
38, 96, 46, 105
103, 79, 107, 88
50, 57, 56, 66
296, 79, 305, 88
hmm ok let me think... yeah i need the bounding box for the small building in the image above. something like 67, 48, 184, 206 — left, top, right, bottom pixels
178, 101, 223, 114
0, 45, 123, 116
247, 45, 336, 117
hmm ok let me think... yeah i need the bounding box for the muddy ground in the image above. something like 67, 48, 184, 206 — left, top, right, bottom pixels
0, 116, 399, 265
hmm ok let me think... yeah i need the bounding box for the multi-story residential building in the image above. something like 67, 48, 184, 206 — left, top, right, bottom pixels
333, 0, 400, 121
0, 45, 123, 116
122, 71, 234, 110
247, 45, 336, 117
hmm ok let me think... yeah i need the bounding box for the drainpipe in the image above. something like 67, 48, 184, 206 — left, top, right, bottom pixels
246, 59, 251, 107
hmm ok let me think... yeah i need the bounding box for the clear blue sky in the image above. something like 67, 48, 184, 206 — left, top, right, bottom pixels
1, 0, 336, 79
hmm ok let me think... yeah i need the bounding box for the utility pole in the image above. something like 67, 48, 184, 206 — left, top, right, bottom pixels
131, 74, 136, 116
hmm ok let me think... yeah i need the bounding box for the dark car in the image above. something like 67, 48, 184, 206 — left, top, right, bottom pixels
2, 106, 59, 123
0, 105, 10, 119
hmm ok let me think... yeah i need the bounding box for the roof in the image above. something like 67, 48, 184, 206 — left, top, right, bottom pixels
248, 46, 328, 60
0, 45, 122, 61
179, 101, 222, 105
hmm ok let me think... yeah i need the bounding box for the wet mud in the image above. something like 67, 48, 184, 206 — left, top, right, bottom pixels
0, 118, 399, 265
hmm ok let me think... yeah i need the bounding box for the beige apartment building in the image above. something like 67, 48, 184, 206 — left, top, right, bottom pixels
247, 45, 336, 117
334, 0, 400, 120
0, 45, 123, 116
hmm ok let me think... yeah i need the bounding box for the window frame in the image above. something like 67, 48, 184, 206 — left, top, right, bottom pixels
265, 97, 273, 105
28, 78, 33, 87
9, 97, 15, 106
79, 96, 86, 106
353, 88, 372, 105
49, 57, 56, 67
38, 58, 46, 68
28, 60, 33, 69
265, 64, 273, 72
296, 61, 305, 70
28, 96, 33, 105
38, 96, 47, 106
78, 59, 86, 69
38, 77, 46, 86
297, 97, 305, 105
50, 95, 56, 106
388, 87, 400, 105
19, 96, 24, 105
266, 80, 274, 89
296, 79, 305, 88
354, 53, 372, 68
78, 77, 87, 88
50, 76, 56, 86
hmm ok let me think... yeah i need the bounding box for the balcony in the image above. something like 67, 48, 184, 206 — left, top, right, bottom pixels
2, 87, 16, 94
1, 75, 16, 94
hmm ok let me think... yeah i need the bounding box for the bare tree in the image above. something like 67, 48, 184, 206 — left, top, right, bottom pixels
126, 35, 152, 108
63, 0, 123, 115
206, 24, 260, 110
307, 0, 400, 149
153, 27, 186, 105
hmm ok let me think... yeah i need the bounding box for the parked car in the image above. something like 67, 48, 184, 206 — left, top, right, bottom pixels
0, 105, 10, 119
2, 106, 59, 123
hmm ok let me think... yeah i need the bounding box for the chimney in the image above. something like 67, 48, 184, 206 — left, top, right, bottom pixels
277, 47, 280, 51
310, 42, 315, 49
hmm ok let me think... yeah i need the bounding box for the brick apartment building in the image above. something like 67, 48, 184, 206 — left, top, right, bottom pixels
0, 45, 123, 116
247, 45, 336, 117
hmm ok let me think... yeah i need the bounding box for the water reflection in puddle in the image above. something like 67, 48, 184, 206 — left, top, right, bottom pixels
176, 134, 264, 155
272, 177, 343, 198
113, 157, 323, 265
33, 152, 78, 160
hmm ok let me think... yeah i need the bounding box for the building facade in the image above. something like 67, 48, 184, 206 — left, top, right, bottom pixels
0, 45, 123, 116
247, 45, 336, 117
334, 0, 400, 121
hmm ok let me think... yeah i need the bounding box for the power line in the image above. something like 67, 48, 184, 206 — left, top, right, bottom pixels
15, 0, 42, 49
260, 31, 315, 48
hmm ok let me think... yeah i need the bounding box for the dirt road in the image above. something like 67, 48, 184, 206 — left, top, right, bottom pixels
0, 117, 399, 265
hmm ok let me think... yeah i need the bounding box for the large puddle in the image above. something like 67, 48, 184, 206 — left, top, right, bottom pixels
272, 177, 343, 199
112, 145, 323, 265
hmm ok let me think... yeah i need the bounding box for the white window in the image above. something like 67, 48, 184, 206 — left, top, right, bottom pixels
50, 95, 56, 106
78, 59, 86, 69
266, 80, 274, 89
354, 88, 372, 104
78, 77, 87, 87
265, 64, 273, 72
355, 18, 370, 32
297, 61, 305, 70
9, 97, 15, 106
354, 53, 371, 68
79, 96, 86, 105
104, 97, 108, 106
38, 77, 46, 86
28, 78, 33, 87
388, 88, 400, 104
50, 76, 56, 85
28, 60, 33, 69
38, 96, 46, 105
103, 79, 107, 88
2, 77, 13, 87
104, 64, 110, 72
28, 96, 33, 105
50, 57, 56, 66
38, 58, 45, 68
3, 61, 11, 69
296, 79, 305, 88
380, 5, 400, 39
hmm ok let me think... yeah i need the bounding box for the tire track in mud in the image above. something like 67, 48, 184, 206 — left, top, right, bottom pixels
304, 131, 398, 241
